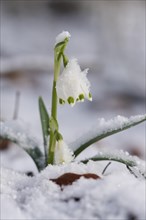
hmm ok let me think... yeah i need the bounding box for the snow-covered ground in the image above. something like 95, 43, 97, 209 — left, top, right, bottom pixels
1, 161, 145, 220
0, 2, 145, 219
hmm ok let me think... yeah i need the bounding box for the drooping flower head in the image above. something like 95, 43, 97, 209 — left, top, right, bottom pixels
54, 140, 74, 165
56, 59, 92, 106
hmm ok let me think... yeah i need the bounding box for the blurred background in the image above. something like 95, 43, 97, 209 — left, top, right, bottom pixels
1, 0, 145, 174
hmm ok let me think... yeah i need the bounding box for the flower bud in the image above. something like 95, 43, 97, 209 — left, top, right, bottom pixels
54, 140, 74, 165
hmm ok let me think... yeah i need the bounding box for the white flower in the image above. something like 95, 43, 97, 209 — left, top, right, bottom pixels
55, 31, 71, 45
56, 59, 92, 106
54, 140, 74, 165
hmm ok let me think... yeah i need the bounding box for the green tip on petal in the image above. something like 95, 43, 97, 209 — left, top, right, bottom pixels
67, 97, 75, 105
88, 93, 92, 101
59, 99, 65, 105
79, 94, 85, 102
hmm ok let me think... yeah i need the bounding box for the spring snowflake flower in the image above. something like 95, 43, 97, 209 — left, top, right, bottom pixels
56, 59, 92, 106
54, 140, 74, 165
55, 31, 71, 45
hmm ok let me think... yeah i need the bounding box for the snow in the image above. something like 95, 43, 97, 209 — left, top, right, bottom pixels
55, 31, 71, 45
1, 143, 39, 174
97, 115, 146, 129
0, 120, 41, 150
0, 3, 145, 219
1, 161, 145, 220
71, 114, 146, 151
80, 149, 146, 180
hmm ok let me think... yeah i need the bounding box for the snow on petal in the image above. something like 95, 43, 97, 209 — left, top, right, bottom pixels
56, 59, 92, 106
55, 31, 71, 45
54, 140, 74, 165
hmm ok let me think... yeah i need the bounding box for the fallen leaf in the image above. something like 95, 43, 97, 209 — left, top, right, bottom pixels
50, 172, 100, 186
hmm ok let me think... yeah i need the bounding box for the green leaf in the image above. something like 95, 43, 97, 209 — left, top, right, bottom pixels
39, 97, 50, 164
74, 114, 146, 157
24, 147, 45, 171
39, 97, 50, 138
80, 150, 146, 179
0, 121, 45, 171
81, 153, 136, 167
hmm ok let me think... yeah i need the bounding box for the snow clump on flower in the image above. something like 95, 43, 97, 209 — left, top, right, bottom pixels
54, 140, 74, 165
55, 31, 71, 45
56, 58, 92, 106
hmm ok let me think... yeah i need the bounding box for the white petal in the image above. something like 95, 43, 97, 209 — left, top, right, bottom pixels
56, 58, 92, 105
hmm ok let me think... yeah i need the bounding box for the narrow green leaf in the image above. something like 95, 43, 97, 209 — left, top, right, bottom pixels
39, 97, 50, 164
80, 150, 146, 179
26, 147, 45, 171
81, 154, 136, 167
74, 115, 146, 157
0, 121, 45, 171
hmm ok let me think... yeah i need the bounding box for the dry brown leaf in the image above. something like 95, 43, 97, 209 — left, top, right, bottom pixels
50, 172, 100, 186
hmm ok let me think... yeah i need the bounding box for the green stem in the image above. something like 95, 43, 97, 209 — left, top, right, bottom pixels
48, 38, 69, 164
48, 54, 61, 164
51, 81, 57, 119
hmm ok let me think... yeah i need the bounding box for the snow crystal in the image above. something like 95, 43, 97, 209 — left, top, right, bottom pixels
55, 31, 71, 45
1, 161, 145, 220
